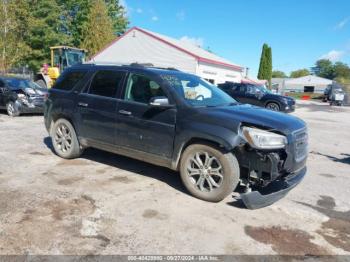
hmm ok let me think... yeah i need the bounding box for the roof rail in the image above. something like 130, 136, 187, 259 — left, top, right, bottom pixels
129, 62, 154, 67
84, 61, 126, 66
84, 61, 180, 71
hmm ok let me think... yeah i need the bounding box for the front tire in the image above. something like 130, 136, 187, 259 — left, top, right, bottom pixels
6, 101, 20, 117
266, 102, 280, 111
51, 119, 83, 159
180, 143, 240, 202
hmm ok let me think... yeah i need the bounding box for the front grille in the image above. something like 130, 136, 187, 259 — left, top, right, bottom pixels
293, 128, 308, 162
29, 96, 44, 106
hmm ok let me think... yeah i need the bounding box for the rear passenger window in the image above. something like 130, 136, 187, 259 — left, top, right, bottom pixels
89, 70, 124, 98
53, 70, 87, 91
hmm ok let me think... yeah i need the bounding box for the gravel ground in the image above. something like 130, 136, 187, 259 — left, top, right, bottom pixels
0, 100, 349, 255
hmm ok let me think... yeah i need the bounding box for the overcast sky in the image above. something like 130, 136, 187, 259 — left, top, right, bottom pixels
123, 0, 350, 77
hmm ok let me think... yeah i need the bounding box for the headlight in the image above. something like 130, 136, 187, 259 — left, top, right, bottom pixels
241, 126, 287, 149
24, 88, 36, 95
17, 94, 26, 99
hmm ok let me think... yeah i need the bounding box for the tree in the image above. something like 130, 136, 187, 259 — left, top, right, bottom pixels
257, 43, 272, 87
333, 62, 350, 79
312, 59, 335, 79
21, 0, 71, 71
290, 69, 310, 78
57, 0, 128, 47
258, 44, 268, 80
105, 0, 128, 34
272, 70, 287, 78
266, 46, 272, 87
57, 0, 92, 47
0, 0, 30, 73
81, 0, 115, 58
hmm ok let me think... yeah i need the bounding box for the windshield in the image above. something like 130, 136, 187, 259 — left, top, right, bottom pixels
248, 85, 271, 94
5, 78, 42, 90
66, 50, 85, 67
160, 73, 237, 107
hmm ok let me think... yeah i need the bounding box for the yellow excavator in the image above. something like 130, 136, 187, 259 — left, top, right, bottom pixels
34, 46, 87, 88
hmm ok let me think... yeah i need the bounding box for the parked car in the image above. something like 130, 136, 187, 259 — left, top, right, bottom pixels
217, 82, 296, 112
323, 84, 345, 105
0, 76, 48, 116
44, 64, 308, 209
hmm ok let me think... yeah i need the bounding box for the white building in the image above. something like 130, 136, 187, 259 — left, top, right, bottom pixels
92, 27, 245, 84
272, 75, 333, 94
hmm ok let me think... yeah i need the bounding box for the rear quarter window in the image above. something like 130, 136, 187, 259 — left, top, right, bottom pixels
53, 70, 87, 91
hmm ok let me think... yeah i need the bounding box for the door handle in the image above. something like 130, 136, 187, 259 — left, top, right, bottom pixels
78, 102, 88, 107
118, 110, 132, 116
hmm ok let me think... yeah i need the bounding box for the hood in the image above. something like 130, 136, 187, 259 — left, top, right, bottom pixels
199, 104, 305, 135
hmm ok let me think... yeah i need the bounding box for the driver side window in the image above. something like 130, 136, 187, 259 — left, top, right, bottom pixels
124, 73, 166, 104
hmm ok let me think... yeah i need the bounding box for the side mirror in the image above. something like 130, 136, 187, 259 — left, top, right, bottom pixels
149, 96, 173, 108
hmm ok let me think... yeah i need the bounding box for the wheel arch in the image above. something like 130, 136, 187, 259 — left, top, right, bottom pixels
171, 132, 243, 171
264, 100, 281, 108
50, 113, 77, 135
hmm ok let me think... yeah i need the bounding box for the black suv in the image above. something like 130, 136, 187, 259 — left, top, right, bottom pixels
44, 64, 308, 209
218, 82, 296, 112
0, 76, 47, 116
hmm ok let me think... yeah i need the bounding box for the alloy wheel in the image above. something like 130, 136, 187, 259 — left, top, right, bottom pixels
187, 151, 224, 192
7, 103, 15, 116
267, 103, 280, 111
54, 123, 73, 153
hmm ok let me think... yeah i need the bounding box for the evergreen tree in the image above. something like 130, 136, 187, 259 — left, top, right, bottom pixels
266, 46, 272, 87
0, 0, 30, 73
257, 44, 268, 80
58, 0, 128, 47
257, 43, 272, 87
105, 0, 128, 35
81, 0, 115, 58
23, 0, 70, 71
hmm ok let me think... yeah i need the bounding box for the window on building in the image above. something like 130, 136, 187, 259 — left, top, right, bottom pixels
89, 70, 125, 98
304, 86, 315, 93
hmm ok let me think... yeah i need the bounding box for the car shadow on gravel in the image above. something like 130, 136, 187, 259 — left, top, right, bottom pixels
310, 151, 350, 165
43, 137, 188, 195
296, 103, 348, 113
0, 111, 43, 117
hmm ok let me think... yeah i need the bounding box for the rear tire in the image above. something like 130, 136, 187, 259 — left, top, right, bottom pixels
51, 118, 83, 159
6, 101, 20, 117
180, 143, 240, 202
266, 102, 280, 111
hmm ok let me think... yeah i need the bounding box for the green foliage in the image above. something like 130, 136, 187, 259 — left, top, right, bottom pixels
333, 62, 350, 79
290, 68, 310, 78
312, 59, 335, 79
1, 0, 128, 72
257, 43, 272, 87
311, 59, 350, 83
272, 70, 287, 78
105, 0, 128, 35
266, 46, 272, 86
24, 0, 70, 71
0, 0, 30, 72
81, 0, 116, 58
57, 0, 92, 47
258, 44, 268, 80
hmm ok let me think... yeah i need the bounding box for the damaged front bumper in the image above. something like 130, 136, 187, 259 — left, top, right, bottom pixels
15, 99, 44, 114
239, 166, 306, 209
